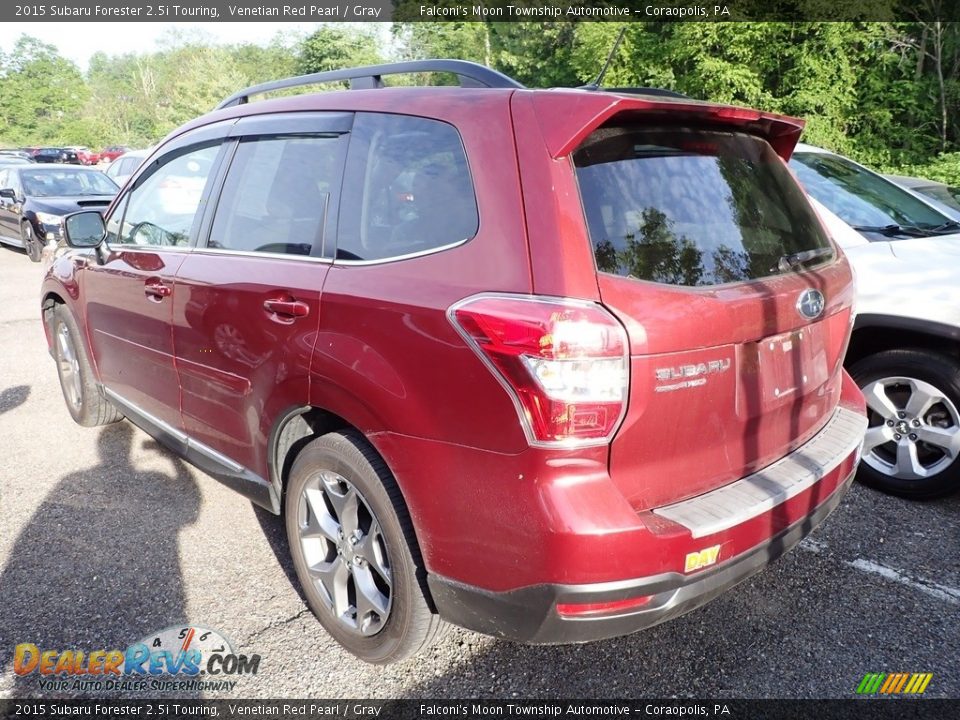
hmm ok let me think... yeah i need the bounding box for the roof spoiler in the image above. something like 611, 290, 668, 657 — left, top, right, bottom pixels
521, 92, 806, 161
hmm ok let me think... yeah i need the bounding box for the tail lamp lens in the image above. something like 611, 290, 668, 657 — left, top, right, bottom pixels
449, 295, 629, 446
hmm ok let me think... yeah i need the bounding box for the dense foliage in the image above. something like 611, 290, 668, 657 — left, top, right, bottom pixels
0, 22, 957, 179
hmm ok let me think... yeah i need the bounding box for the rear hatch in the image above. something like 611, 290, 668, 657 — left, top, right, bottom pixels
567, 106, 855, 511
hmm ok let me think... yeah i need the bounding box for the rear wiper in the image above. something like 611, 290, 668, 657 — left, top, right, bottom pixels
778, 247, 834, 272
851, 224, 930, 238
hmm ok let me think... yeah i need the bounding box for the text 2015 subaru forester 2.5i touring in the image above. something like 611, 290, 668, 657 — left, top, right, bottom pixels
43, 61, 867, 663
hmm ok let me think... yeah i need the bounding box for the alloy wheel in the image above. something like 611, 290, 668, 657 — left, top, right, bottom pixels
861, 376, 960, 480
56, 322, 83, 411
296, 469, 393, 636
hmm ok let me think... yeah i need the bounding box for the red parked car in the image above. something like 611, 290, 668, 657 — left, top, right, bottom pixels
68, 146, 101, 165
98, 145, 131, 164
43, 61, 866, 663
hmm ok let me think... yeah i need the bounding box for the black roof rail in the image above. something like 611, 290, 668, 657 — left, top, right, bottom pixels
216, 59, 525, 110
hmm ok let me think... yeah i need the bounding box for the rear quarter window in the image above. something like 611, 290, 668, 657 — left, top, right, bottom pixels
574, 127, 832, 287
337, 113, 478, 262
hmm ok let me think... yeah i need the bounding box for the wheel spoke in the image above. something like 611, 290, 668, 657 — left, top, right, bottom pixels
894, 441, 928, 480
320, 472, 360, 535
356, 520, 391, 586
863, 382, 898, 421
71, 372, 82, 407
862, 424, 894, 453
353, 564, 389, 634
301, 487, 340, 542
916, 425, 960, 458
57, 330, 71, 360
338, 490, 361, 537
57, 326, 82, 408
309, 558, 351, 618
904, 380, 940, 419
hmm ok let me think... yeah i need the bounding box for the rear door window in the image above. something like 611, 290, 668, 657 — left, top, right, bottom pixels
574, 127, 832, 287
337, 113, 479, 262
207, 134, 347, 257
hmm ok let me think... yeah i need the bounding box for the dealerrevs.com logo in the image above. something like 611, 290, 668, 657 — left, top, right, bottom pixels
13, 625, 260, 693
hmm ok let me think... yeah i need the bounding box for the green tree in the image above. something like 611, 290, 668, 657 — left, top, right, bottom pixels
0, 36, 89, 145
228, 35, 300, 85
298, 26, 383, 76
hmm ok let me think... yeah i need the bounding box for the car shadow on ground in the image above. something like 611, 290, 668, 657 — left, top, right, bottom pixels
252, 504, 309, 609
0, 385, 29, 416
0, 422, 202, 699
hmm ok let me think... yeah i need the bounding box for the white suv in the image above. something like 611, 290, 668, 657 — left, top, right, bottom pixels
792, 144, 960, 498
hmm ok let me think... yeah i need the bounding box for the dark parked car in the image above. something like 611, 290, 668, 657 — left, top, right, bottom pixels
44, 61, 866, 663
33, 147, 80, 164
0, 164, 117, 262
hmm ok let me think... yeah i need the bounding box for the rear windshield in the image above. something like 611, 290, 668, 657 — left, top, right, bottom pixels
573, 127, 832, 287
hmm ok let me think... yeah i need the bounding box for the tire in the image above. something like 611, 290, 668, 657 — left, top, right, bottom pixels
21, 222, 41, 263
51, 304, 124, 427
850, 349, 960, 499
285, 430, 446, 663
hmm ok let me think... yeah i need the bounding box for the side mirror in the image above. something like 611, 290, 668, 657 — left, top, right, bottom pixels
0, 188, 16, 200
64, 211, 106, 248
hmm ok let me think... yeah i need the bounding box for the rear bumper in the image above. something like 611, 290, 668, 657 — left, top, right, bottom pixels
429, 462, 855, 644
425, 373, 866, 644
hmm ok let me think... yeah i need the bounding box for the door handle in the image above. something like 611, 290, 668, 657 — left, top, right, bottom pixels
144, 280, 171, 300
263, 298, 310, 319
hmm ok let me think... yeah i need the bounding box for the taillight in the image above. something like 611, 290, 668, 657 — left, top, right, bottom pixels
448, 294, 629, 447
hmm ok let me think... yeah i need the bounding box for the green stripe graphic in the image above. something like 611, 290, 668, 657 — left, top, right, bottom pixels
861, 673, 886, 694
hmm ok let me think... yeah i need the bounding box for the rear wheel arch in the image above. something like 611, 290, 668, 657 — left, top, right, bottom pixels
269, 409, 419, 528
269, 406, 348, 507
268, 407, 439, 610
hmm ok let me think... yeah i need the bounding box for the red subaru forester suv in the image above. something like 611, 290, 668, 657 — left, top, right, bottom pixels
43, 61, 866, 663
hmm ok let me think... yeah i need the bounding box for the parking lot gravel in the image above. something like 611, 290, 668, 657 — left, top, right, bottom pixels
0, 245, 957, 700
